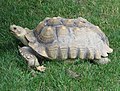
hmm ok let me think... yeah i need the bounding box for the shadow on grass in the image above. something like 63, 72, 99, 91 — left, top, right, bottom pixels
0, 40, 29, 71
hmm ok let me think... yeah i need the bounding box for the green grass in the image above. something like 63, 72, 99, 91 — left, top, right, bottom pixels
0, 0, 120, 91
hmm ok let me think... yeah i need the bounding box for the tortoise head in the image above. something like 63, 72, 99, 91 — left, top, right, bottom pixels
10, 25, 27, 37
10, 25, 28, 45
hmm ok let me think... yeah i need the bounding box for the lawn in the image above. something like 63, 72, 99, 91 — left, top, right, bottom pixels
0, 0, 120, 91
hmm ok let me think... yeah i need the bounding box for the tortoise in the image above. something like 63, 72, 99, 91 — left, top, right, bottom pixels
10, 17, 113, 71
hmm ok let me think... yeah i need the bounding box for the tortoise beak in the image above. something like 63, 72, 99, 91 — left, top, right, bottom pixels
10, 25, 18, 34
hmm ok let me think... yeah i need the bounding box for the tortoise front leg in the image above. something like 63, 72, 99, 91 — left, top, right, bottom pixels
18, 46, 46, 72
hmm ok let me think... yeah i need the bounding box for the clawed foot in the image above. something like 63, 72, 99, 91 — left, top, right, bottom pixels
36, 65, 46, 72
94, 58, 110, 64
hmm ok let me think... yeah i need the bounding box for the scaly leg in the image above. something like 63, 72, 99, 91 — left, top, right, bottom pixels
94, 57, 110, 64
18, 46, 46, 72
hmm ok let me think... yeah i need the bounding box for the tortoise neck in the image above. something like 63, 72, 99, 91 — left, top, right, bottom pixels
18, 35, 28, 45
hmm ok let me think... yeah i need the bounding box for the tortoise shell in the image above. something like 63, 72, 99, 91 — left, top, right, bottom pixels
25, 17, 113, 60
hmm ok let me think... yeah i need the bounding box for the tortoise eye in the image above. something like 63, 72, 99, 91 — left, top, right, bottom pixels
13, 27, 17, 30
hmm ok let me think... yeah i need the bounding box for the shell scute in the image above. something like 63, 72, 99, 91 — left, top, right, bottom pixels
47, 17, 62, 26
72, 27, 81, 35
46, 43, 59, 59
74, 20, 85, 27
59, 46, 68, 59
87, 48, 95, 59
69, 46, 78, 59
35, 22, 45, 34
62, 19, 75, 27
56, 25, 69, 37
79, 48, 86, 59
39, 26, 55, 43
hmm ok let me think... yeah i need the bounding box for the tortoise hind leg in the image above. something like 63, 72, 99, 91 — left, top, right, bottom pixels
94, 57, 110, 64
18, 46, 46, 72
